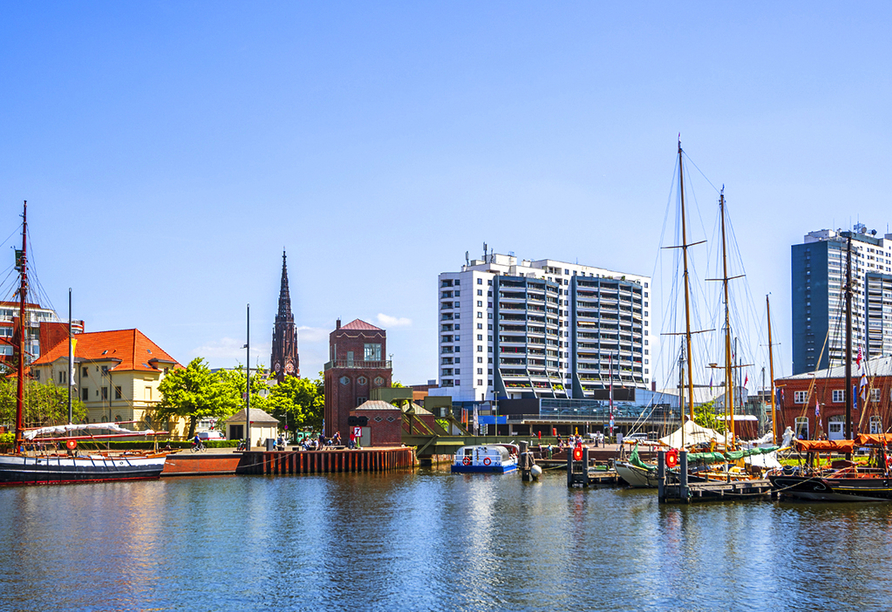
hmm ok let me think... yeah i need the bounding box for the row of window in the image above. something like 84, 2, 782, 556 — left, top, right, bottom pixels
793, 388, 885, 403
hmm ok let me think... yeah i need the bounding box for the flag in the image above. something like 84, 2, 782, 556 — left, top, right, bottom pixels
815, 401, 820, 417
853, 384, 859, 411
860, 372, 869, 403
744, 372, 749, 387
857, 346, 863, 370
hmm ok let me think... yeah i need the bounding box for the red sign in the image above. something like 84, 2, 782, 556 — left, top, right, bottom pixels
353, 426, 362, 438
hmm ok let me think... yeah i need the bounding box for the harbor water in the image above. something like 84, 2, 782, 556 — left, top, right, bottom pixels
2, 468, 891, 611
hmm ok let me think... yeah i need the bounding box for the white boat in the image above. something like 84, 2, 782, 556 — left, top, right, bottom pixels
614, 460, 659, 487
451, 445, 517, 474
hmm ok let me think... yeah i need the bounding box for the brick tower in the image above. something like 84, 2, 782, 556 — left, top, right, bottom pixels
270, 250, 299, 382
323, 319, 392, 440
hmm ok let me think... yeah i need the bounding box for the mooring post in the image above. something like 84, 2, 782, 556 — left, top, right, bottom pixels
657, 450, 665, 502
583, 447, 590, 485
679, 450, 689, 503
520, 441, 530, 481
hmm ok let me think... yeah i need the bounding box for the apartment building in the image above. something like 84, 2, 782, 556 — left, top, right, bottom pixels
792, 224, 892, 374
432, 252, 651, 406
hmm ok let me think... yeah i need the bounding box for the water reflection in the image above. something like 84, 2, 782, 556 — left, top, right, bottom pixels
3, 471, 892, 611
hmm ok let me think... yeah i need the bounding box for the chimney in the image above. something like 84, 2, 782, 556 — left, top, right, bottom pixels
336, 318, 341, 329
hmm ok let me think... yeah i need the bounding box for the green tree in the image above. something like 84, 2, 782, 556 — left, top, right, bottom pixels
693, 400, 726, 434
216, 364, 270, 415
156, 358, 241, 438
0, 378, 87, 427
267, 374, 324, 433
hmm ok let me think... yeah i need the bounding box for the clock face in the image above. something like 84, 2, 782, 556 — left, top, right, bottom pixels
285, 362, 294, 374
274, 362, 281, 372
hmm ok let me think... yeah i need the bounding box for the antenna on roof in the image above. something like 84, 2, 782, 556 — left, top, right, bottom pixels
483, 242, 488, 262
465, 251, 469, 266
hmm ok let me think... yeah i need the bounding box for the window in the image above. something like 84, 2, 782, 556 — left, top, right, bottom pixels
478, 379, 483, 386
364, 344, 381, 361
102, 387, 108, 400
115, 386, 122, 400
794, 417, 809, 440
477, 278, 483, 285
794, 391, 808, 404
455, 369, 460, 375
454, 291, 460, 297
455, 335, 460, 342
145, 386, 152, 400
477, 357, 483, 363
477, 368, 483, 375
356, 397, 367, 406
832, 389, 844, 403
477, 334, 483, 341
871, 388, 881, 402
477, 346, 483, 352
357, 376, 368, 385
82, 387, 88, 401
477, 312, 483, 319
477, 289, 483, 296
82, 367, 88, 377
477, 300, 483, 307
33, 369, 40, 380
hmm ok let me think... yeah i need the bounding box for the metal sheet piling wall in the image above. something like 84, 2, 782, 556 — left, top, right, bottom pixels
235, 448, 416, 475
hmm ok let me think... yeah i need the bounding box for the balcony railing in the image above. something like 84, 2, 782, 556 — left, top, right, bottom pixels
324, 360, 392, 370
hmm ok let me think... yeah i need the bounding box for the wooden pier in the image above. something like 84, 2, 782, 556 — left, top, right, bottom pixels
656, 450, 774, 503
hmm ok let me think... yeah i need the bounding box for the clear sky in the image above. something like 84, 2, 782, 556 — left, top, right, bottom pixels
1, 2, 890, 388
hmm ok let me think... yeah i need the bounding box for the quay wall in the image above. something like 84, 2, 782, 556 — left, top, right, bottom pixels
162, 447, 416, 477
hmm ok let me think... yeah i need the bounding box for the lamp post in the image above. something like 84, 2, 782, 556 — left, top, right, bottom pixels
245, 304, 251, 449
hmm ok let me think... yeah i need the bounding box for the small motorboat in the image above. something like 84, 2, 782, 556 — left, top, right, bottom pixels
451, 445, 517, 474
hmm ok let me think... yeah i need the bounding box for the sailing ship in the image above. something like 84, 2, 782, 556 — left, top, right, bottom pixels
0, 202, 168, 485
616, 140, 779, 488
768, 236, 892, 501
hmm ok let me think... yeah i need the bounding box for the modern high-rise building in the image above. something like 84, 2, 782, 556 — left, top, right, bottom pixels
791, 224, 892, 375
431, 251, 651, 407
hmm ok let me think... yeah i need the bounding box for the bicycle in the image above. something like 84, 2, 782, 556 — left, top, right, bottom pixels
190, 441, 206, 453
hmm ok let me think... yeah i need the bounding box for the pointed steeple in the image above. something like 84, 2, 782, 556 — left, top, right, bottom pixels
277, 250, 293, 321
271, 250, 299, 381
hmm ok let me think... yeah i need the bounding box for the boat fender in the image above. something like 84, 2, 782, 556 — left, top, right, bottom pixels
572, 447, 583, 461
66, 440, 78, 451
483, 457, 491, 466
666, 449, 679, 468
462, 456, 471, 466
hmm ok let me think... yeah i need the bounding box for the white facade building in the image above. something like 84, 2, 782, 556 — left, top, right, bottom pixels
433, 252, 651, 405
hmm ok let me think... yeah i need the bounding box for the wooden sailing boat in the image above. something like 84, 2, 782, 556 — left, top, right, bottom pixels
768, 235, 892, 501
0, 202, 169, 485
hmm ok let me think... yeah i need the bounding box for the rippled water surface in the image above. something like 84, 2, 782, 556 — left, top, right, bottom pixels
2, 468, 892, 611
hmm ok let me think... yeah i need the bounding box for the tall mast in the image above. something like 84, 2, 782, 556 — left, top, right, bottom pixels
14, 201, 28, 452
766, 295, 777, 445
719, 190, 735, 448
679, 141, 696, 424
845, 236, 853, 448
68, 288, 73, 424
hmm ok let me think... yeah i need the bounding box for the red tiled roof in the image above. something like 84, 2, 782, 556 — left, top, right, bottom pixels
33, 329, 181, 372
340, 319, 383, 331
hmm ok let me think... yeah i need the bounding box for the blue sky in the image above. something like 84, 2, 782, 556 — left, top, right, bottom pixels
1, 2, 891, 388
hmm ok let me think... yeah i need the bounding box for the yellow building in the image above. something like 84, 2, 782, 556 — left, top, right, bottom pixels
30, 329, 186, 434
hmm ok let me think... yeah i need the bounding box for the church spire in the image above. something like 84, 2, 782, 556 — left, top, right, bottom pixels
271, 250, 299, 381
278, 250, 293, 321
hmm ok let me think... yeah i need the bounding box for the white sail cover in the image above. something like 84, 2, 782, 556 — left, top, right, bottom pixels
23, 423, 158, 440
659, 420, 729, 449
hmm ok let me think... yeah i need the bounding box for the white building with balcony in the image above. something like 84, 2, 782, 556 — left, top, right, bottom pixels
432, 252, 651, 406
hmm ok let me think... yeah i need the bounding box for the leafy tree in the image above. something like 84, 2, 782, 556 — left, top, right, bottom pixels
156, 358, 241, 438
216, 364, 270, 415
267, 374, 324, 433
693, 400, 726, 434
0, 377, 87, 427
